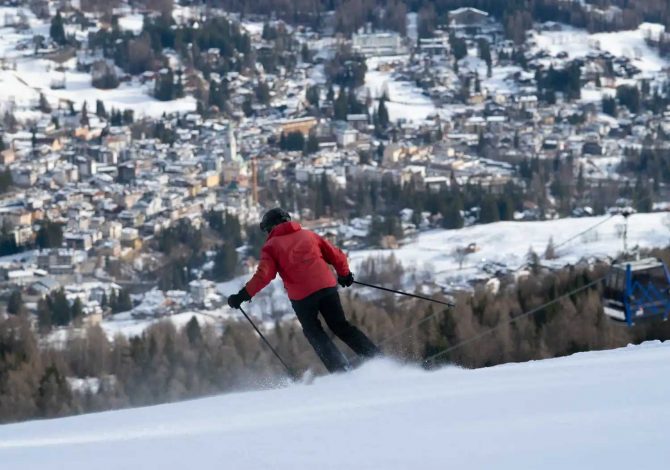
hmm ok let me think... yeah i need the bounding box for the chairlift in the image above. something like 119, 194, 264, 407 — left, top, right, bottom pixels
602, 258, 670, 326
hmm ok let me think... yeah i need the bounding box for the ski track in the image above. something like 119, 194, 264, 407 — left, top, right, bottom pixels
0, 342, 669, 469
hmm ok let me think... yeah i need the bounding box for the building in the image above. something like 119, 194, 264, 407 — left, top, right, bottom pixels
336, 128, 358, 147
224, 126, 238, 162
36, 249, 80, 275
419, 36, 450, 55
280, 117, 317, 136
352, 32, 404, 57
189, 279, 215, 305
448, 7, 489, 26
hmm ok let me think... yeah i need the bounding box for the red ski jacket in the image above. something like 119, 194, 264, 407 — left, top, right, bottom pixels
245, 221, 350, 301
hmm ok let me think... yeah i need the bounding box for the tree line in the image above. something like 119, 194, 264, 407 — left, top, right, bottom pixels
206, 0, 670, 39
154, 212, 257, 291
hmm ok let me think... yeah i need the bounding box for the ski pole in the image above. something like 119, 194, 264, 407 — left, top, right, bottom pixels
353, 280, 455, 308
239, 306, 295, 379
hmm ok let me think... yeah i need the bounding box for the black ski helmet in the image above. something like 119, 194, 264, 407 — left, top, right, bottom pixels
260, 208, 291, 233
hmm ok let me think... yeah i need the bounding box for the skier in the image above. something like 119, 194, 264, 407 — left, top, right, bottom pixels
227, 208, 379, 373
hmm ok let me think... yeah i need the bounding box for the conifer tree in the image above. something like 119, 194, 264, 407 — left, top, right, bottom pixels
36, 364, 72, 418
116, 290, 132, 313
36, 221, 63, 249
51, 289, 71, 326
334, 87, 348, 121
186, 316, 202, 345
50, 11, 66, 46
377, 94, 389, 129
544, 237, 557, 260
212, 243, 238, 281
7, 290, 24, 315
71, 297, 84, 322
37, 297, 52, 333
80, 101, 89, 127
95, 100, 107, 118
39, 93, 51, 114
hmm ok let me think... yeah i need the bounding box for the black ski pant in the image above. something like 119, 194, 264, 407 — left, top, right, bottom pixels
292, 288, 379, 373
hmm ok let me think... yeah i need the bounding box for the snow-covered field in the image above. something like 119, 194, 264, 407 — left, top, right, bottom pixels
0, 7, 196, 119
95, 277, 292, 339
1, 341, 668, 469
100, 310, 227, 338
6, 58, 196, 118
366, 55, 438, 123
530, 23, 669, 74
350, 212, 670, 289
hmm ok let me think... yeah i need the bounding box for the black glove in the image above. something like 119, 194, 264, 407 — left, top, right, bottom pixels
338, 272, 354, 288
227, 288, 251, 309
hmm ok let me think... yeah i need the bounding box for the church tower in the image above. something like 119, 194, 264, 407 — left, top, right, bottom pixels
224, 125, 238, 162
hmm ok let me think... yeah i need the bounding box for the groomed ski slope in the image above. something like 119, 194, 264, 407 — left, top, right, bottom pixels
1, 342, 670, 469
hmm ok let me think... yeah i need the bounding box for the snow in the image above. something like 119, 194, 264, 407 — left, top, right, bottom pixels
530, 23, 669, 73
0, 249, 38, 265
0, 7, 196, 119
117, 14, 145, 34
216, 277, 293, 318
0, 341, 669, 469
365, 56, 438, 123
350, 212, 670, 289
240, 21, 265, 37
8, 58, 197, 118
100, 311, 229, 338
579, 153, 623, 179
98, 278, 294, 339
482, 65, 522, 97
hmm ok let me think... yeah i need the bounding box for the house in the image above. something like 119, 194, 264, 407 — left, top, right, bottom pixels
11, 168, 37, 187
189, 279, 215, 305
36, 249, 80, 275
118, 163, 138, 183
0, 208, 32, 227
419, 35, 450, 55
449, 7, 489, 27
280, 117, 317, 136
347, 114, 369, 131
352, 32, 404, 57
202, 171, 221, 188
336, 128, 358, 147
0, 149, 16, 165
118, 210, 145, 227
31, 277, 61, 295
425, 176, 450, 193
64, 232, 93, 251
120, 228, 141, 249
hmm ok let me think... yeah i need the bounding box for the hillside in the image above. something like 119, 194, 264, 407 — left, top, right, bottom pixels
93, 211, 670, 337
0, 341, 668, 469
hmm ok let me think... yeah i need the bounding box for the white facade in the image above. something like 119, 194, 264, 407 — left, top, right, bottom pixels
224, 126, 239, 162
352, 32, 404, 57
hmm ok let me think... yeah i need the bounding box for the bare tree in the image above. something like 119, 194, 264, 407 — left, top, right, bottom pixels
453, 246, 469, 270
544, 237, 557, 260
127, 36, 155, 75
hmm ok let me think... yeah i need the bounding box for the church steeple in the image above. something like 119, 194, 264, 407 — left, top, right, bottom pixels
224, 125, 238, 162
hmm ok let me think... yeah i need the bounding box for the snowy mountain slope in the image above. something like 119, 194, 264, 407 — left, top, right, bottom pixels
530, 23, 668, 74
0, 7, 196, 119
1, 342, 669, 469
93, 212, 668, 337
350, 212, 670, 289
